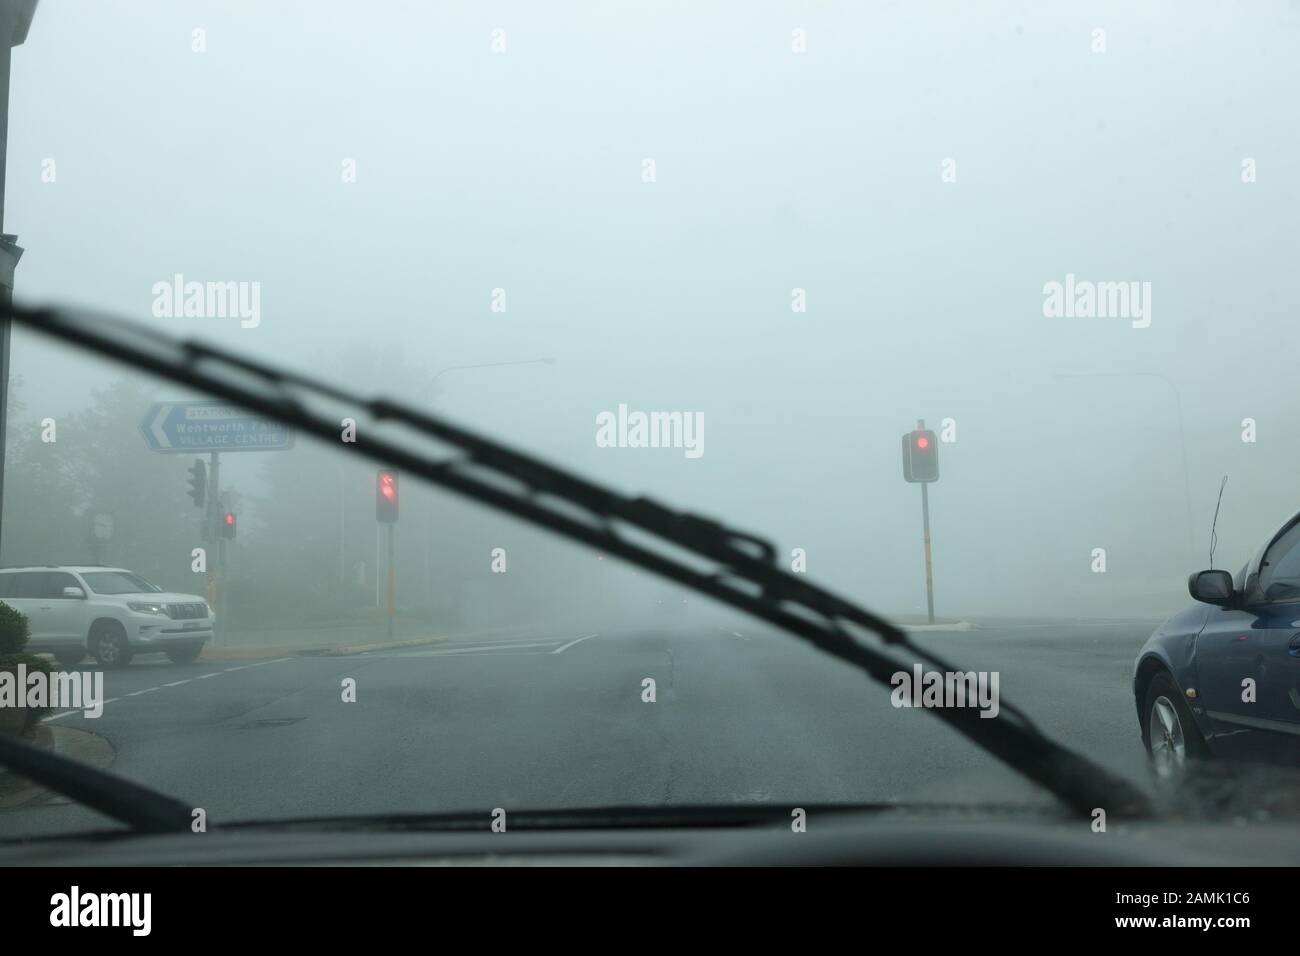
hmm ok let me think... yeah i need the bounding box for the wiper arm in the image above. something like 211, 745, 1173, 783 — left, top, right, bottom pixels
2, 300, 1154, 819
0, 732, 194, 834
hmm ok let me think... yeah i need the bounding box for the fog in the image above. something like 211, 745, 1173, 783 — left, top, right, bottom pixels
3, 1, 1299, 632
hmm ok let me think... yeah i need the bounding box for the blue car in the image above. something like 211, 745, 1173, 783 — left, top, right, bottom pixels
1135, 510, 1300, 781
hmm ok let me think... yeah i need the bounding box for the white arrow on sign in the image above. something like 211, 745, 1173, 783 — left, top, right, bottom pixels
148, 405, 172, 449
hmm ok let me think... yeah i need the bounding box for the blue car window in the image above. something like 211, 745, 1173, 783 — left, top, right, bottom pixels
1259, 521, 1300, 602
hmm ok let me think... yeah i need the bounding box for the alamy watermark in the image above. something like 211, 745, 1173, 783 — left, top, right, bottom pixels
1042, 273, 1151, 328
0, 665, 104, 718
890, 665, 1000, 719
50, 886, 151, 936
595, 404, 704, 459
151, 273, 261, 328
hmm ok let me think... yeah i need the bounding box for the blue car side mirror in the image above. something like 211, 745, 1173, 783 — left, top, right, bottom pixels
1189, 569, 1234, 606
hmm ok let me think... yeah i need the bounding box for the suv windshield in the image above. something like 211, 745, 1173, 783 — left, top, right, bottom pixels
79, 572, 162, 596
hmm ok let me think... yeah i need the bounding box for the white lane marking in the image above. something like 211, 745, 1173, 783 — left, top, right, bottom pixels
36, 660, 293, 722
223, 665, 251, 672
552, 634, 598, 655
43, 695, 123, 722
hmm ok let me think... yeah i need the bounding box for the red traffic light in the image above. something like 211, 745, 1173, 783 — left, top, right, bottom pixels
376, 469, 399, 523
901, 429, 939, 483
224, 513, 234, 525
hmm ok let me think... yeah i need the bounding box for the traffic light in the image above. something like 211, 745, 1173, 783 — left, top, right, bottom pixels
220, 511, 236, 539
186, 458, 207, 508
902, 429, 939, 483
376, 469, 398, 523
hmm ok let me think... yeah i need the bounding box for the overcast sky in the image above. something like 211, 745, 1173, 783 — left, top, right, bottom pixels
6, 1, 1300, 619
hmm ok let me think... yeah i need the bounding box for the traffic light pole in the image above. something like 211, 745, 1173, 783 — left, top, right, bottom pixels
386, 524, 395, 639
904, 417, 938, 625
920, 480, 935, 625
375, 468, 399, 636
207, 451, 220, 642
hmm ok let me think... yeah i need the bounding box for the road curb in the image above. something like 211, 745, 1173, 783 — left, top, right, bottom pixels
201, 635, 447, 661
293, 635, 448, 657
899, 620, 977, 632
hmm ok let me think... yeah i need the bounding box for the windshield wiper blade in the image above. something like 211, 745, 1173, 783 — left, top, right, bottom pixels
0, 732, 193, 834
2, 300, 1154, 819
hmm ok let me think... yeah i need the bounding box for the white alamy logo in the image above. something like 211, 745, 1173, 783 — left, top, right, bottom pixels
50, 886, 151, 936
595, 404, 704, 459
151, 273, 261, 328
890, 665, 1000, 719
1042, 274, 1151, 328
0, 666, 104, 718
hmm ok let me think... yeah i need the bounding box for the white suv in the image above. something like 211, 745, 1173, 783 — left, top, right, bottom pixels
0, 566, 215, 668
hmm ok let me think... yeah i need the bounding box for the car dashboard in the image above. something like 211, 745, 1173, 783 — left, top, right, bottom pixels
4, 813, 1298, 866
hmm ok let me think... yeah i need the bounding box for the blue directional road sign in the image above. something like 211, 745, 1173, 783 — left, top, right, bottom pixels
139, 401, 295, 454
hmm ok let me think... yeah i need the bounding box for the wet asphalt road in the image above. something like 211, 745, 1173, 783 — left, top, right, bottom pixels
0, 618, 1161, 839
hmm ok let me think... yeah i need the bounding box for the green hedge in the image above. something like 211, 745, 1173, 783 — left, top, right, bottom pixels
0, 601, 46, 733
0, 653, 52, 732
0, 600, 30, 655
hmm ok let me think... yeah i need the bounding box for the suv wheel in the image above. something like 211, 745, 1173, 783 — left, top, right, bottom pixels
90, 621, 133, 668
54, 648, 87, 667
165, 643, 203, 664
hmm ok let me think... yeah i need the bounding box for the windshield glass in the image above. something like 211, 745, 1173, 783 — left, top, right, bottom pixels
80, 572, 161, 596
0, 2, 1298, 857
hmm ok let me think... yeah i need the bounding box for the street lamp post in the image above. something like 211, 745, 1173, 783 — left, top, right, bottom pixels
418, 357, 558, 612
429, 357, 558, 388
0, 0, 37, 561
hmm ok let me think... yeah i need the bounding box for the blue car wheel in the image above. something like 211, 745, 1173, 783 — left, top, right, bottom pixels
1142, 671, 1208, 782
